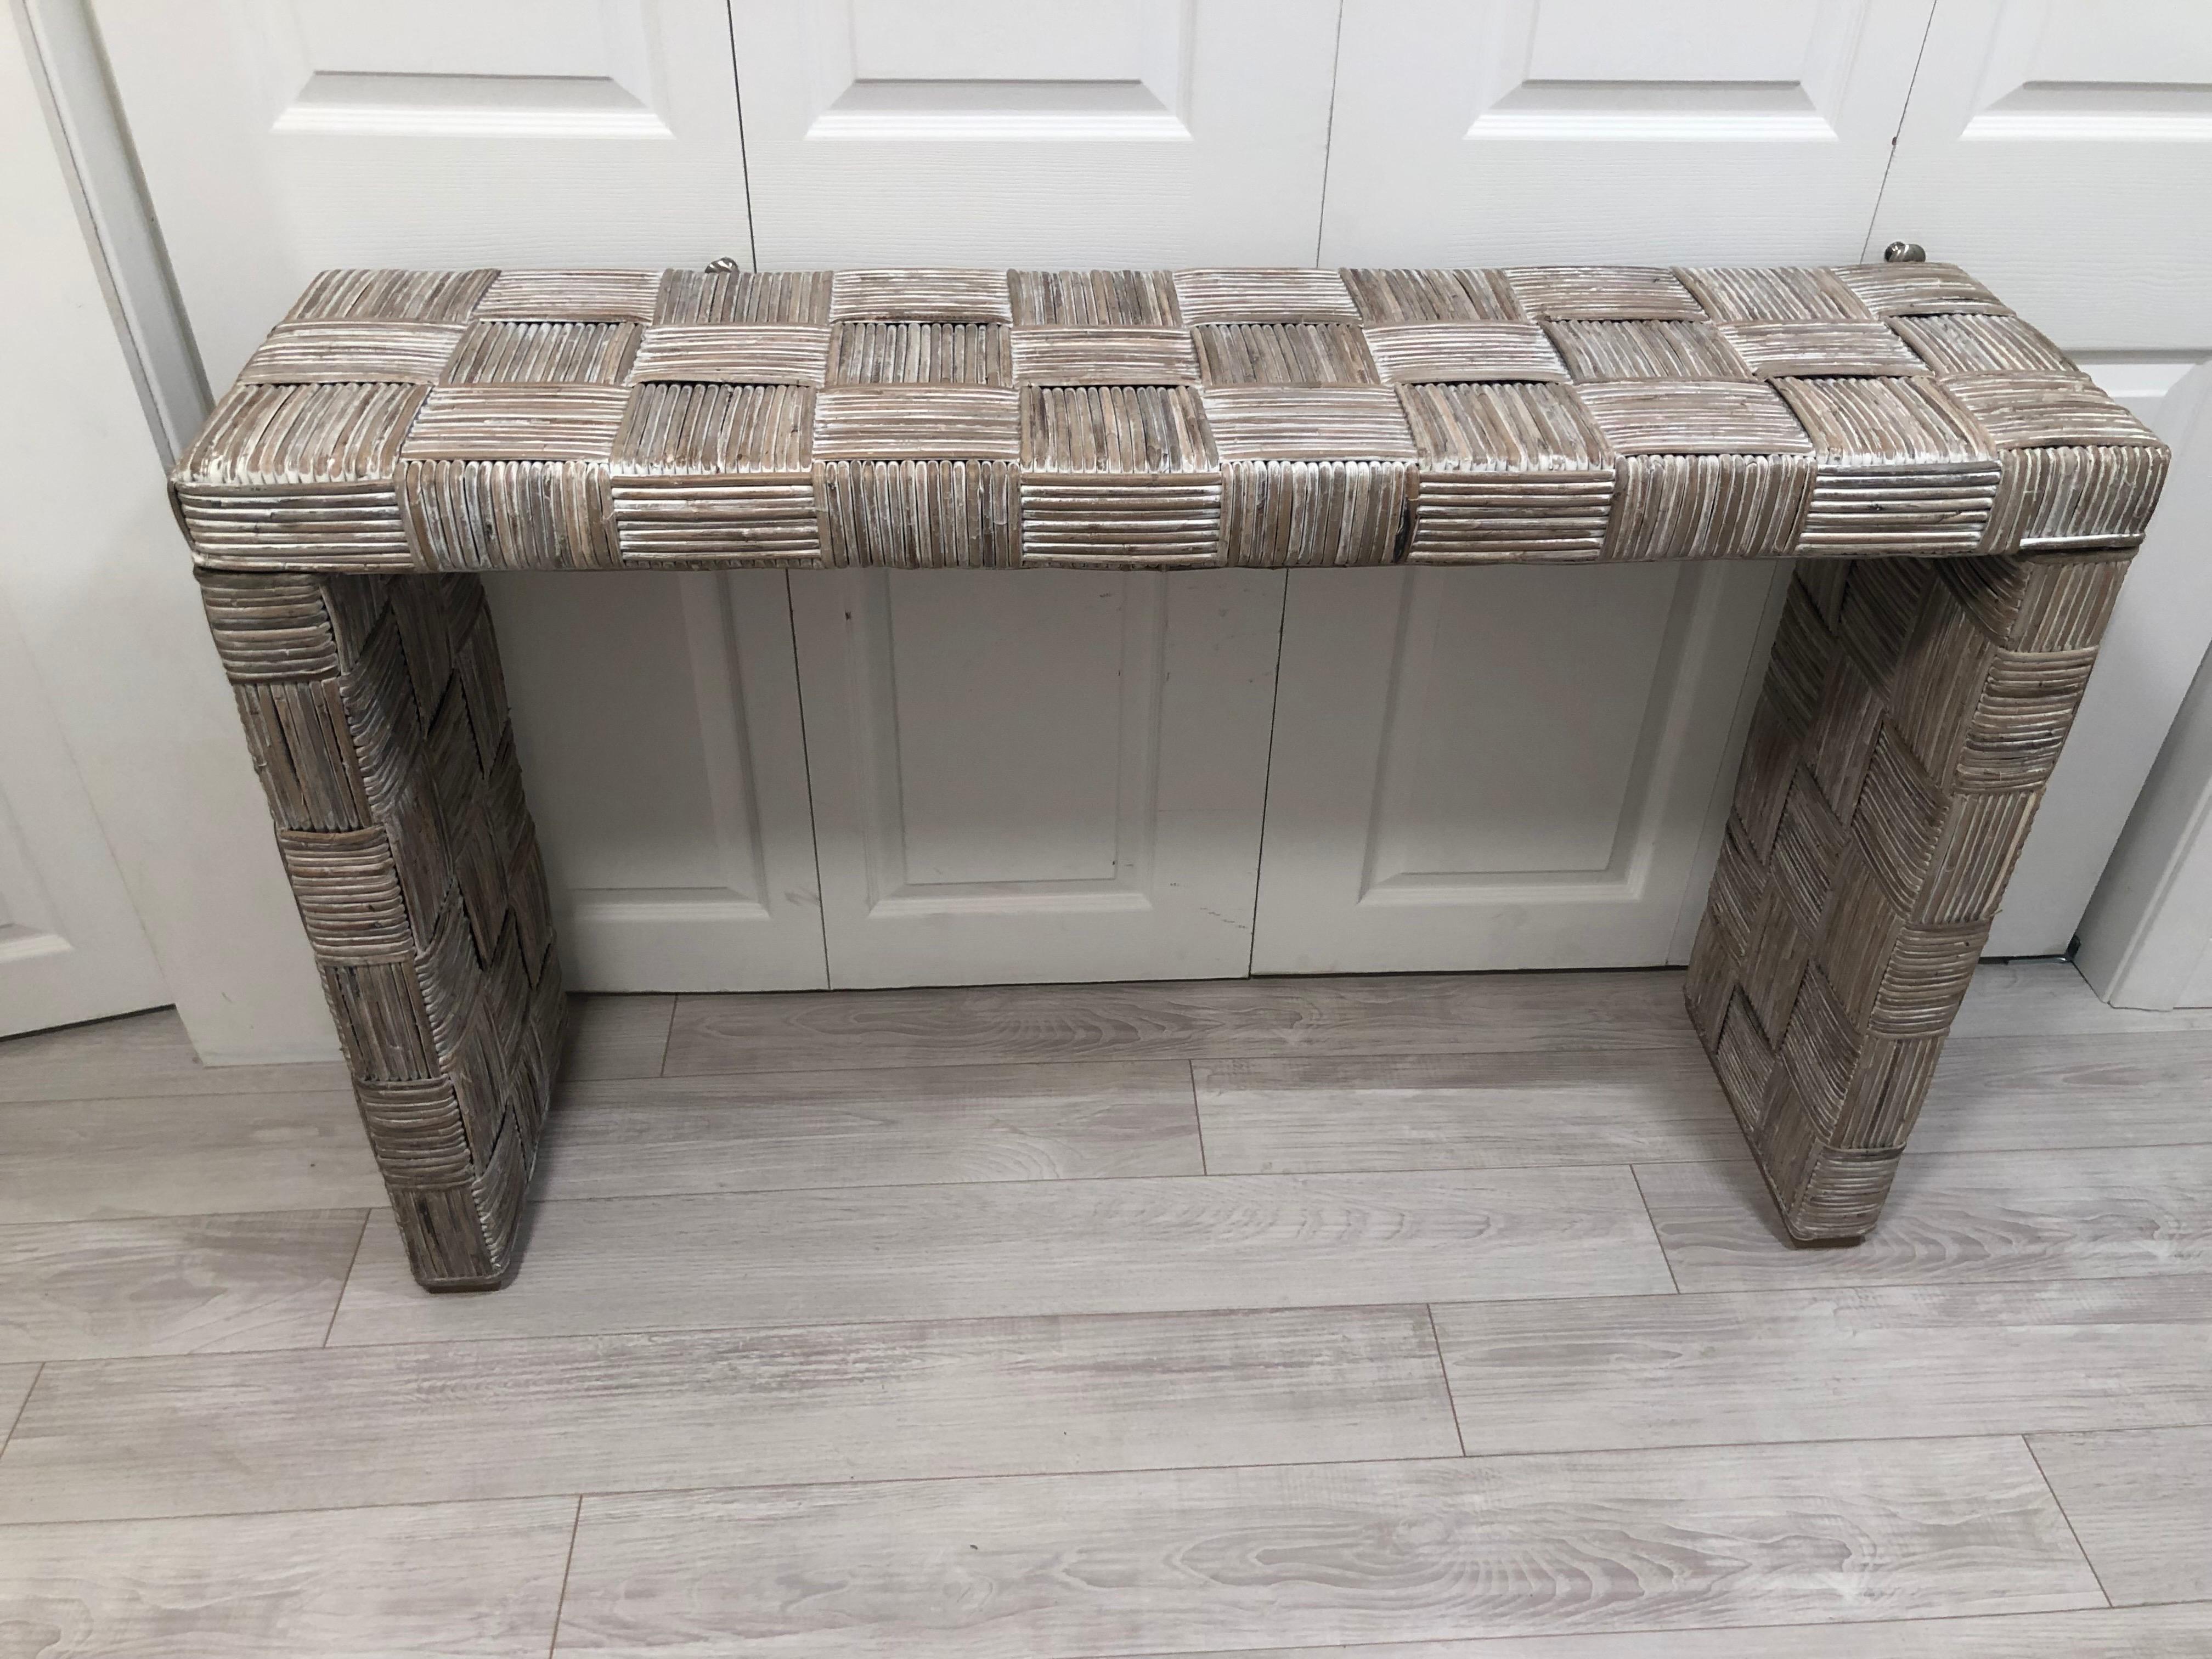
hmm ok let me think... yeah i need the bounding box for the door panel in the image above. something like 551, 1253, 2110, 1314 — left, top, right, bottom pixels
1871, 0, 2212, 347
791, 570, 1283, 986
0, 591, 169, 1035
729, 0, 1341, 265
92, 0, 755, 381
1252, 565, 1782, 974
1321, 0, 1939, 266
488, 573, 826, 991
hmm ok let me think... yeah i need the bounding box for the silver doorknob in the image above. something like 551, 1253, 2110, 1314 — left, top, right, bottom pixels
1883, 241, 1927, 263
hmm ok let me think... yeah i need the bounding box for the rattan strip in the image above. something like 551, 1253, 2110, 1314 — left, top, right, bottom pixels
174, 264, 2165, 573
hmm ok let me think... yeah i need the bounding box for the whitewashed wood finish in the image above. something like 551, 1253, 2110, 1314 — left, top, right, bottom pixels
1639, 1146, 2212, 1292
666, 968, 1700, 1074
0, 1090, 380, 1222
1250, 563, 1781, 974
0, 1305, 1455, 1523
0, 1211, 362, 1363
2029, 1424, 2212, 1607
1321, 0, 1941, 267
0, 1497, 576, 1658
554, 1441, 2101, 1656
1, 978, 2209, 1647
729, 0, 1342, 266
1432, 1277, 2212, 1453
1096, 1602, 2212, 1657
561, 994, 673, 1081
329, 1169, 1673, 1344
489, 571, 828, 992
788, 569, 1284, 988
1193, 1049, 1741, 1172
0, 1007, 348, 1104
1912, 1030, 2212, 1154
544, 1061, 1201, 1198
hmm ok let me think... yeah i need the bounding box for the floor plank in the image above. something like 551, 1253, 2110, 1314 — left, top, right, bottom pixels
330, 1168, 1674, 1345
0, 1497, 575, 1658
0, 1305, 1454, 1524
664, 970, 1701, 1076
1637, 1147, 2212, 1292
541, 1060, 1201, 1200
1952, 960, 2212, 1039
1090, 1601, 2212, 1655
1193, 1050, 1741, 1174
0, 1008, 347, 1105
564, 995, 674, 1081
1431, 1277, 2212, 1453
2029, 1424, 2212, 1607
1914, 1030, 2212, 1155
552, 1440, 2102, 1657
0, 1091, 381, 1223
0, 1211, 363, 1364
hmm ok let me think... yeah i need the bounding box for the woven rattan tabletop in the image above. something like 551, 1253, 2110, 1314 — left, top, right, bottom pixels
172, 263, 2166, 574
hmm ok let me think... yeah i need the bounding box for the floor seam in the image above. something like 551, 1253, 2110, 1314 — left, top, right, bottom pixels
545, 1494, 584, 1658
2025, 1433, 2118, 1607
0, 1363, 43, 1463
1187, 1061, 1209, 1176
323, 1212, 371, 1348
4, 1427, 2166, 1531
1425, 1305, 1468, 1458
1628, 1164, 1684, 1294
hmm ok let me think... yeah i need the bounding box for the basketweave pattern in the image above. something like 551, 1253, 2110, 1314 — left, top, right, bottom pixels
198, 566, 563, 1289
1684, 547, 2131, 1240
181, 263, 2176, 1287
172, 263, 2167, 573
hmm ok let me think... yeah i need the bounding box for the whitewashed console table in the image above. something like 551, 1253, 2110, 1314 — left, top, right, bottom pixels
172, 262, 2168, 1289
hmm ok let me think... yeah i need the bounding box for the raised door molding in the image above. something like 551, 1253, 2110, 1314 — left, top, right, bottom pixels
729, 0, 1341, 266
91, 0, 755, 380
488, 572, 828, 992
790, 569, 1283, 988
1252, 564, 1782, 974
1872, 0, 2212, 348
1321, 0, 1940, 266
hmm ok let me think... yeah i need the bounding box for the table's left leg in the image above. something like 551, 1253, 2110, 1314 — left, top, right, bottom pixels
199, 569, 562, 1289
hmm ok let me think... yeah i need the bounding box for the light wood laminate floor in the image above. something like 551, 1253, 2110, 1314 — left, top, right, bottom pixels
1, 959, 2208, 1656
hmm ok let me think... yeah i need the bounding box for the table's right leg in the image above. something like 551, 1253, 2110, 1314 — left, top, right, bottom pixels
1686, 550, 2131, 1243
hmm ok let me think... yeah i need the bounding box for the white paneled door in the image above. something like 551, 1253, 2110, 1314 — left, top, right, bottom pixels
789, 570, 1284, 986
729, 0, 1344, 266
1320, 0, 1942, 267
487, 572, 827, 990
1252, 565, 1781, 973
